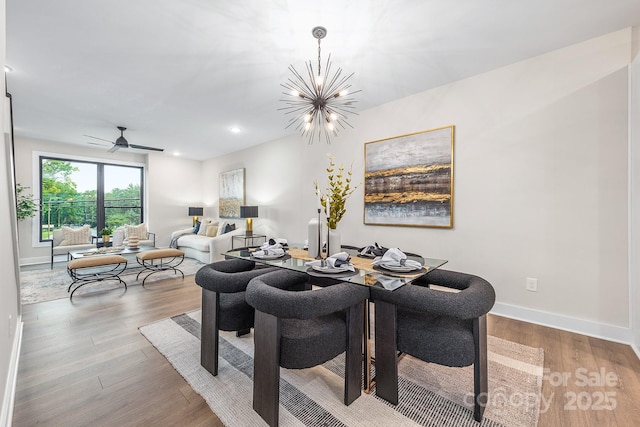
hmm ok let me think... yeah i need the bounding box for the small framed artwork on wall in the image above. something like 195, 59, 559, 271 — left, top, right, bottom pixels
219, 168, 246, 218
364, 125, 454, 228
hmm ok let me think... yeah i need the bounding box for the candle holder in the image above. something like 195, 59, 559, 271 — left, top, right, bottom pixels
316, 208, 323, 260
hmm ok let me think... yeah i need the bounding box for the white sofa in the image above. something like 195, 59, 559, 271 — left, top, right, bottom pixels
170, 220, 244, 263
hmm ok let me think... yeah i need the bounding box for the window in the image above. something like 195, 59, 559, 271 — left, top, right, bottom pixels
39, 157, 144, 241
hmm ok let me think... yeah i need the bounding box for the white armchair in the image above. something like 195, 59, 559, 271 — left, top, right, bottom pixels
49, 225, 96, 269
112, 224, 156, 247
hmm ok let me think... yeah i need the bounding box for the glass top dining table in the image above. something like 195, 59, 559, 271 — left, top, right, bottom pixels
224, 244, 448, 291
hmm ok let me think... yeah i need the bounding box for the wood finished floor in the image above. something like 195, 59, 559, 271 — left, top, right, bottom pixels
12, 274, 640, 426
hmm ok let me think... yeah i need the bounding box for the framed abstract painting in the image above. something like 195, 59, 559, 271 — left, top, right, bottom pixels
219, 168, 245, 218
364, 125, 454, 228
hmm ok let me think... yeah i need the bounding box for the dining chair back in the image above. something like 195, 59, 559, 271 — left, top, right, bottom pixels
246, 269, 369, 427
370, 268, 496, 422
194, 258, 277, 376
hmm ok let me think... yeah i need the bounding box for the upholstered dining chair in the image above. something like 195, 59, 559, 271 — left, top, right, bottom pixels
245, 270, 369, 427
369, 269, 496, 422
194, 259, 278, 376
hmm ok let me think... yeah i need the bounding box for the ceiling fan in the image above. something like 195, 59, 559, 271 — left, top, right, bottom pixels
85, 126, 164, 153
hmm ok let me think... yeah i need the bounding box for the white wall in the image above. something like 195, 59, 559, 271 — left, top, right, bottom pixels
203, 29, 633, 340
147, 153, 203, 247
630, 27, 640, 355
1, 0, 22, 423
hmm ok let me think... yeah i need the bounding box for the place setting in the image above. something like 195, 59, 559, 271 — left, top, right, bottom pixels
249, 238, 291, 261
371, 247, 427, 276
304, 251, 359, 278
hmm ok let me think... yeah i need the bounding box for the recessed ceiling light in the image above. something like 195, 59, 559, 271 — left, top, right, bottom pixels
230, 127, 241, 134
4, 65, 13, 73
173, 152, 180, 156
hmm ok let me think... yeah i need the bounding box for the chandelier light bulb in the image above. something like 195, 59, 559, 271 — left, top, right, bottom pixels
279, 26, 360, 144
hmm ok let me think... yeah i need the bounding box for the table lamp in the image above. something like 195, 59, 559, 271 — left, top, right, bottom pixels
188, 206, 204, 226
240, 205, 259, 236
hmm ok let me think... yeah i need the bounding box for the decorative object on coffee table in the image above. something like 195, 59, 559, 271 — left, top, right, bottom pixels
127, 236, 139, 250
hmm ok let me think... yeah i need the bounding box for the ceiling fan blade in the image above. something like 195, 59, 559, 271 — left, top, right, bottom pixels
129, 144, 164, 152
84, 134, 115, 143
87, 141, 109, 147
107, 145, 121, 153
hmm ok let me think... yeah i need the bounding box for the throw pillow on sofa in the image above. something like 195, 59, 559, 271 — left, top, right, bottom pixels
198, 219, 216, 236
59, 224, 91, 246
125, 223, 148, 240
223, 223, 236, 234
205, 225, 219, 237
193, 220, 201, 234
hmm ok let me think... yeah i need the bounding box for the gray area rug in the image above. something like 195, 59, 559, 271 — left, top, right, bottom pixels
20, 257, 205, 304
140, 310, 544, 427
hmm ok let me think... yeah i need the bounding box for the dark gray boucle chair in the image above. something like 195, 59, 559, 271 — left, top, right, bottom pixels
245, 269, 369, 427
195, 259, 278, 376
370, 269, 496, 423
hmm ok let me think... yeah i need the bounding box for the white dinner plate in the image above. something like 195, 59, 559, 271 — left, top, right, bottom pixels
379, 263, 421, 272
311, 265, 350, 274
253, 252, 285, 260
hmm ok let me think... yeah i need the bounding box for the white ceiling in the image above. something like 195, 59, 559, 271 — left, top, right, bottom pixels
6, 0, 640, 160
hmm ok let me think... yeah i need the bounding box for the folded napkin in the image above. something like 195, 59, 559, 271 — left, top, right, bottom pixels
253, 242, 285, 257
305, 251, 355, 271
360, 242, 387, 257
377, 276, 405, 291
267, 237, 288, 247
372, 248, 422, 270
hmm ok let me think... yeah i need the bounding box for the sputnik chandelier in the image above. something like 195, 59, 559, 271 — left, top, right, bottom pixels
279, 26, 360, 144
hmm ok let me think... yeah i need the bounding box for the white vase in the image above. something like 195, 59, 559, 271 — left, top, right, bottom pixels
307, 217, 322, 258
328, 227, 341, 256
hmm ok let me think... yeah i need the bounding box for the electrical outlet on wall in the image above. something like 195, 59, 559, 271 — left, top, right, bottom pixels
526, 277, 538, 292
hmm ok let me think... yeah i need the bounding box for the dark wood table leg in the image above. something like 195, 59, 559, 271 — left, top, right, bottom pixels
345, 300, 364, 405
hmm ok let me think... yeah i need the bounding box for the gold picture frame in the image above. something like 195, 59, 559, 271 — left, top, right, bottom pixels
364, 125, 454, 228
219, 168, 246, 218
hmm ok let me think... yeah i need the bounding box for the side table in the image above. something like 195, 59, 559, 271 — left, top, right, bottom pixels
232, 234, 266, 249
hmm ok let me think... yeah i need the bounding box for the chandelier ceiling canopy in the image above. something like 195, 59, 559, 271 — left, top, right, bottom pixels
279, 26, 360, 144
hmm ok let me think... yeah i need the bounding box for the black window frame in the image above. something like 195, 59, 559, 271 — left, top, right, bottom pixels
38, 156, 145, 242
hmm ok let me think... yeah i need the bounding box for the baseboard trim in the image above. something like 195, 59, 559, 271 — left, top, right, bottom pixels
20, 256, 51, 266
632, 344, 640, 361
1, 319, 23, 427
491, 302, 633, 346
